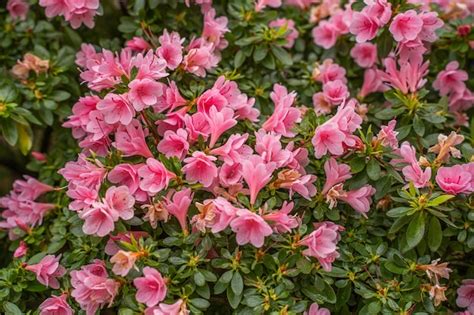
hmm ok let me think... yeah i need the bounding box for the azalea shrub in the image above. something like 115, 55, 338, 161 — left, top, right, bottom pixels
0, 0, 474, 314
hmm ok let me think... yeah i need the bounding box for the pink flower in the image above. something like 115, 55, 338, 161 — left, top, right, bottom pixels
154, 81, 187, 113
128, 78, 164, 111
63, 95, 100, 139
350, 42, 377, 68
314, 100, 363, 159
205, 106, 237, 148
418, 11, 444, 42
133, 50, 168, 81
218, 162, 243, 187
230, 209, 273, 247
114, 120, 153, 158
322, 80, 349, 105
96, 93, 135, 125
105, 186, 135, 220
139, 158, 176, 195
209, 197, 238, 233
202, 7, 229, 50
457, 279, 474, 314
126, 37, 150, 52
299, 222, 343, 271
433, 61, 468, 96
389, 10, 423, 42
255, 0, 282, 11
312, 21, 339, 49
75, 43, 101, 69
14, 240, 28, 258
339, 185, 376, 217
110, 250, 138, 276
158, 107, 187, 136
262, 84, 301, 137
144, 299, 189, 315
182, 152, 218, 187
313, 59, 347, 84
183, 112, 210, 143
269, 18, 299, 48
349, 12, 379, 43
241, 155, 276, 205
134, 267, 168, 307
31, 151, 47, 162
212, 76, 259, 121
39, 0, 69, 19
64, 1, 100, 29
255, 130, 292, 167
449, 88, 474, 112
78, 186, 134, 237
304, 303, 331, 315
70, 260, 120, 315
157, 30, 184, 70
363, 0, 392, 26
322, 158, 352, 194
312, 123, 346, 158
359, 68, 387, 98
183, 40, 219, 77
7, 0, 29, 20
376, 119, 399, 149
157, 128, 190, 159
380, 57, 429, 94
12, 175, 54, 201
279, 173, 317, 200
263, 201, 299, 233
197, 88, 228, 114
398, 142, 432, 188
163, 188, 193, 234
108, 163, 147, 202
39, 294, 74, 315
210, 133, 251, 165
25, 255, 66, 289
80, 202, 117, 237
436, 165, 472, 195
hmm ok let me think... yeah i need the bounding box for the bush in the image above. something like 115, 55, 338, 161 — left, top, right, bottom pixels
0, 0, 473, 314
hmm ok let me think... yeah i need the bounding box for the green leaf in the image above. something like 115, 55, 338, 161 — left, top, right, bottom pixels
50, 90, 71, 102
1, 120, 18, 146
427, 216, 442, 252
384, 261, 406, 274
377, 28, 393, 59
149, 0, 160, 9
406, 212, 425, 249
350, 156, 366, 174
253, 45, 268, 62
189, 298, 210, 309
271, 45, 292, 66
133, 0, 146, 13
219, 270, 233, 283
366, 159, 381, 181
231, 272, 243, 296
386, 207, 412, 218
261, 53, 276, 70
375, 107, 405, 120
17, 124, 32, 155
413, 115, 425, 136
428, 194, 454, 207
194, 271, 206, 286
118, 309, 135, 315
234, 50, 246, 68
227, 286, 242, 309
4, 302, 23, 315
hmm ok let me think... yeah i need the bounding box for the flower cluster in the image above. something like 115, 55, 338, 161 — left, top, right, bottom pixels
1, 0, 474, 314
38, 0, 100, 29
